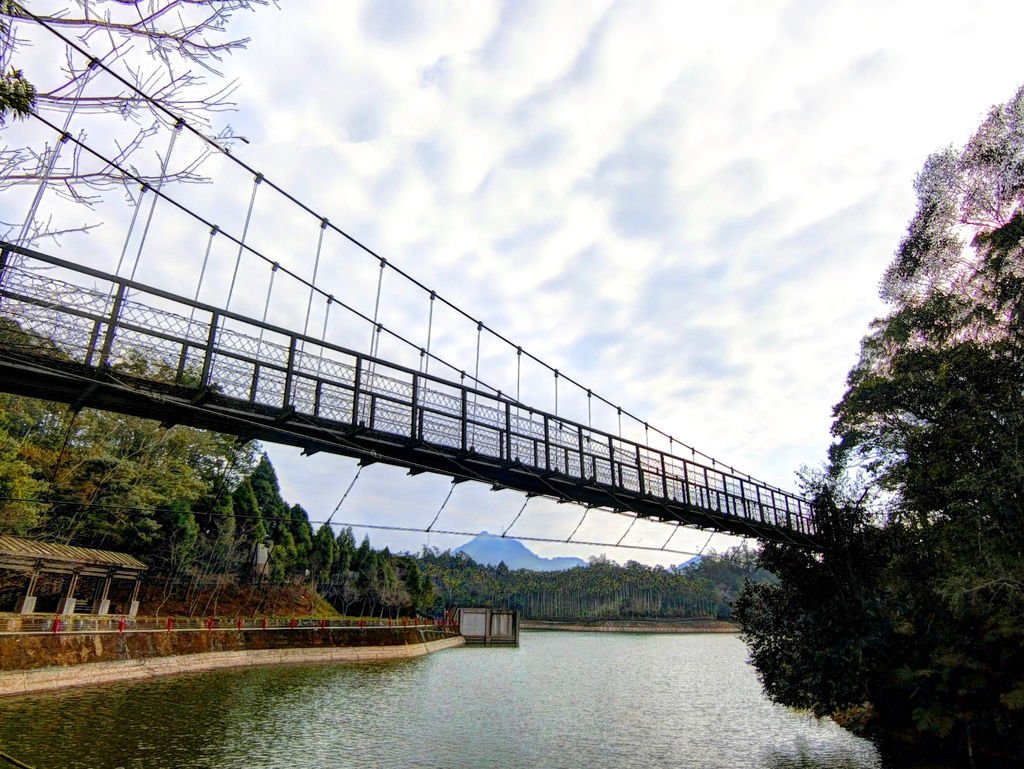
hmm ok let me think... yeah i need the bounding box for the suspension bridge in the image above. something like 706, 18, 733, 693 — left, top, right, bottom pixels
0, 8, 821, 552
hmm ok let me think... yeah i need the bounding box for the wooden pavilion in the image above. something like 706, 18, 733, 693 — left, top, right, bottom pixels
0, 536, 147, 616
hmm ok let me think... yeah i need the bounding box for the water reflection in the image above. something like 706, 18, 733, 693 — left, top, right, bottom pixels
764, 738, 881, 769
0, 633, 883, 769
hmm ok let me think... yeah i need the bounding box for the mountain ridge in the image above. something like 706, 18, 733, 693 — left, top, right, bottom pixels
453, 532, 587, 571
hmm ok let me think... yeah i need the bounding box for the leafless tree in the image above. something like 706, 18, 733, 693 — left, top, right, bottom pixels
1, 0, 270, 245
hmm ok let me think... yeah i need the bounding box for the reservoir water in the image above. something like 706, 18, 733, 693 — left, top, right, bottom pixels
0, 632, 882, 768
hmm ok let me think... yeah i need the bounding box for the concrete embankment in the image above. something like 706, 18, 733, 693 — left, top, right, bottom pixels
520, 619, 737, 633
0, 626, 464, 697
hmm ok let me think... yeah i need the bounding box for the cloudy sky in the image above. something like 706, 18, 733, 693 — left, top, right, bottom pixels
11, 0, 1024, 564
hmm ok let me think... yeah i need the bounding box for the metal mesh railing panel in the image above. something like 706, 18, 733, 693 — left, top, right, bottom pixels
208, 354, 255, 400
370, 398, 412, 437
421, 412, 462, 449
316, 381, 355, 423
1, 298, 95, 363
467, 422, 501, 457
254, 366, 287, 408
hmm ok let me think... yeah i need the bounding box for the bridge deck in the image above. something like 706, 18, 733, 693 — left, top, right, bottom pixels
0, 242, 819, 548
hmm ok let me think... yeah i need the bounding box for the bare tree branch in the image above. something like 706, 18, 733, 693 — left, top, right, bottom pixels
1, 0, 271, 245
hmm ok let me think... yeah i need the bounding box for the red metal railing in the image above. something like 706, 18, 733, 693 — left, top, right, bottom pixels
0, 614, 457, 637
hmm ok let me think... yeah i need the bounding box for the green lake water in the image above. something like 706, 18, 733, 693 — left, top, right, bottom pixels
0, 632, 884, 768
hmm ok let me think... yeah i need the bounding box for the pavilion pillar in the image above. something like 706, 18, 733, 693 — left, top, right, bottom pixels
56, 570, 80, 615
127, 578, 141, 617
14, 568, 40, 614
91, 568, 114, 615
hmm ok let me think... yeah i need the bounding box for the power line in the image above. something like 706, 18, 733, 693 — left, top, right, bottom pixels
327, 522, 715, 560
0, 495, 725, 559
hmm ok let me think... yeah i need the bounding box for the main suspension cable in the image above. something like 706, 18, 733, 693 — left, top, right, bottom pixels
0, 493, 718, 559
13, 2, 794, 495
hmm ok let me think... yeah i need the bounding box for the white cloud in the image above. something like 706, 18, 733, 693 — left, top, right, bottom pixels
15, 0, 1024, 565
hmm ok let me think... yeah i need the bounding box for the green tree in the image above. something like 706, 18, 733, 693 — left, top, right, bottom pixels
736, 84, 1024, 764
0, 5, 34, 125
0, 391, 254, 554
268, 527, 297, 584
230, 477, 266, 545
249, 455, 287, 526
154, 502, 201, 579
681, 543, 774, 619
334, 527, 356, 575
288, 504, 314, 568
0, 428, 46, 532
397, 556, 434, 616
417, 546, 720, 622
310, 524, 338, 586
0, 67, 34, 125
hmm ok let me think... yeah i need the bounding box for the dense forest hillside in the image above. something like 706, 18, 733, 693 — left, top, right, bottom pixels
0, 391, 767, 621
421, 544, 770, 621
0, 391, 432, 616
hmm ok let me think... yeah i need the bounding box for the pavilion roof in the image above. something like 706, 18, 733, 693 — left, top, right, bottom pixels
0, 535, 148, 575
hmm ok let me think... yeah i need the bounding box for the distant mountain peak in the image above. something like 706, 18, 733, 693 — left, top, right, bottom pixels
453, 533, 587, 572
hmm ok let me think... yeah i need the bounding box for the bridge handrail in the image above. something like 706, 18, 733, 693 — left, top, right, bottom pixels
0, 242, 817, 540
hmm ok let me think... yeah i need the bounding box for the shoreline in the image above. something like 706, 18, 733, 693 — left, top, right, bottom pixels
520, 619, 738, 633
0, 634, 465, 697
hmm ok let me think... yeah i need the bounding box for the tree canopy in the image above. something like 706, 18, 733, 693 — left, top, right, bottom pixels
735, 84, 1024, 765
